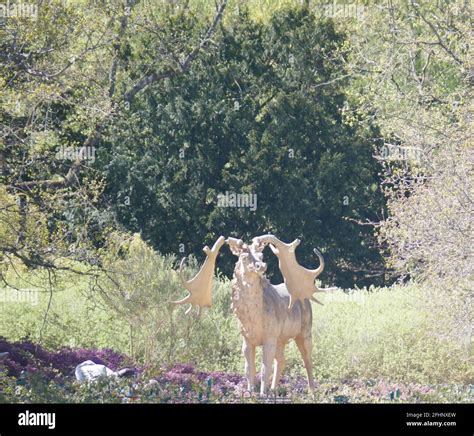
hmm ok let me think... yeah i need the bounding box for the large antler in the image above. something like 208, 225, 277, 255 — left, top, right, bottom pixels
252, 235, 326, 310
172, 236, 225, 314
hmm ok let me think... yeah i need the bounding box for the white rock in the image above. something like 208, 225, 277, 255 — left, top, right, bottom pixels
75, 360, 117, 383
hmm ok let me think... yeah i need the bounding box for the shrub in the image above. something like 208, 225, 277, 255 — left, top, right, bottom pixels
95, 232, 242, 370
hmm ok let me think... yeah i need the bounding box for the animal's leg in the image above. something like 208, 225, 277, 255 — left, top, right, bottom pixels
271, 344, 286, 390
242, 339, 256, 392
260, 341, 276, 395
295, 335, 315, 391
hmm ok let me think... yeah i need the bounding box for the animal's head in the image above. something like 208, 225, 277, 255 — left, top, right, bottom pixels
226, 237, 267, 278
172, 234, 325, 313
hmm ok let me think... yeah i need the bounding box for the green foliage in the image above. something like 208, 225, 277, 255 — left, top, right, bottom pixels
379, 144, 473, 284
96, 232, 242, 370
0, 1, 124, 275
101, 7, 386, 287
341, 1, 472, 289
309, 285, 472, 384
0, 0, 471, 405
343, 0, 470, 159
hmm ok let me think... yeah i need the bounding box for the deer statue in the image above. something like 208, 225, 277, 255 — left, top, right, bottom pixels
172, 234, 335, 395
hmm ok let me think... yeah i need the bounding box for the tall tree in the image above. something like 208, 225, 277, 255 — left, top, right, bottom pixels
0, 0, 228, 277
101, 7, 387, 287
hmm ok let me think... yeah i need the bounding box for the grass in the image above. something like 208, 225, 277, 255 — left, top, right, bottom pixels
0, 239, 472, 403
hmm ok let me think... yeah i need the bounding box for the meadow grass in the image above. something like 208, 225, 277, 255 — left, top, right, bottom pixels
1, 268, 471, 389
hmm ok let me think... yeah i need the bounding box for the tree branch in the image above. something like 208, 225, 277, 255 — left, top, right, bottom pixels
109, 0, 137, 98
7, 0, 228, 193
411, 1, 464, 66
124, 0, 227, 102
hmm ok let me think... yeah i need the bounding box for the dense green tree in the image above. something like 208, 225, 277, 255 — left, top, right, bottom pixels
0, 0, 228, 277
101, 7, 386, 287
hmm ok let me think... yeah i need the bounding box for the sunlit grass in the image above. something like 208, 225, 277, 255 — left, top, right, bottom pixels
1, 260, 471, 388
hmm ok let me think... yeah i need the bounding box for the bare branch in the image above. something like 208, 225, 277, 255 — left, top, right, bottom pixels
411, 1, 464, 66
7, 0, 228, 193
109, 0, 137, 98
124, 0, 227, 102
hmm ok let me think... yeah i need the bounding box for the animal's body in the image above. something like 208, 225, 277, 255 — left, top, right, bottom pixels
231, 274, 314, 393
174, 234, 335, 395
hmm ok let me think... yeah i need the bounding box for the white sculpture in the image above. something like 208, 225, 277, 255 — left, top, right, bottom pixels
75, 360, 117, 383
74, 361, 135, 383
173, 234, 336, 394
171, 236, 226, 314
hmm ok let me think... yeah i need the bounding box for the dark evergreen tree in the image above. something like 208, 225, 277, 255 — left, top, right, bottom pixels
100, 7, 386, 287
